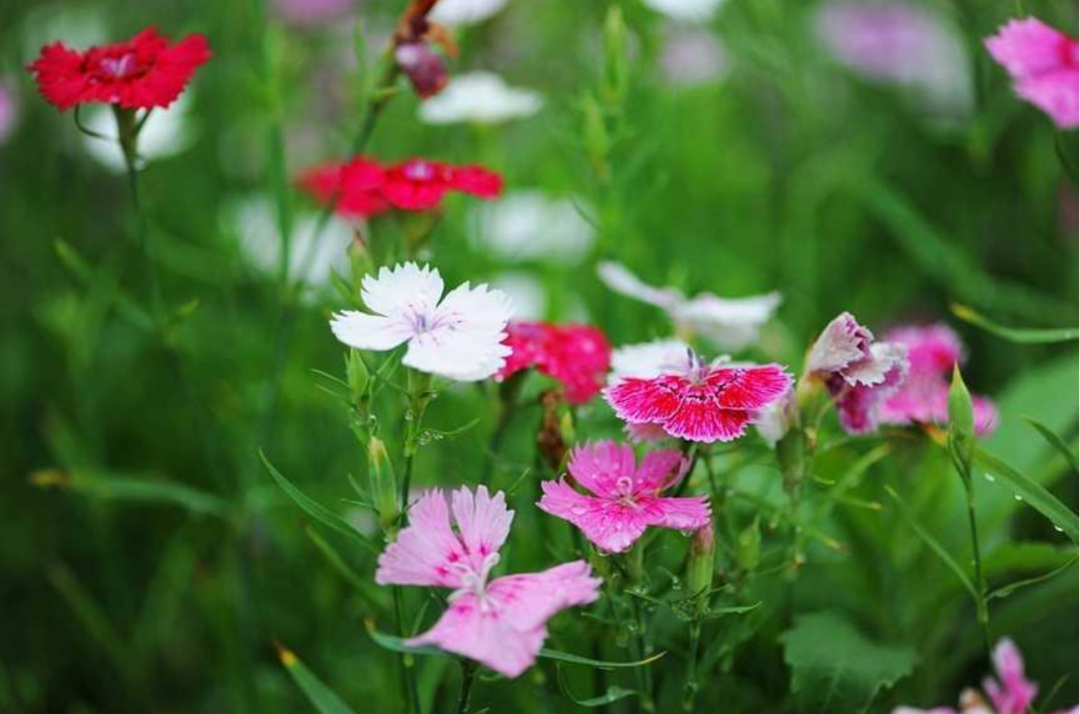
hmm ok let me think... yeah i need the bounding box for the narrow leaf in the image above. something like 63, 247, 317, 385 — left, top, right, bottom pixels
973, 448, 1079, 543
885, 486, 978, 600
952, 303, 1080, 344
1023, 418, 1079, 475
277, 644, 360, 714
555, 663, 638, 707
987, 555, 1078, 601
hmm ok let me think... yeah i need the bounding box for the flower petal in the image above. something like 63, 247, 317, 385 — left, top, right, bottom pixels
450, 485, 514, 568
709, 364, 793, 410
329, 310, 413, 351
646, 495, 712, 531
375, 490, 467, 588
633, 449, 688, 493
565, 441, 637, 498
538, 478, 652, 553
361, 262, 444, 318
606, 375, 686, 424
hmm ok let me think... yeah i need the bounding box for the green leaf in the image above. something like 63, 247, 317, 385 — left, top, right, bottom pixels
973, 448, 1079, 543
260, 451, 377, 552
885, 486, 978, 600
780, 611, 916, 714
32, 468, 230, 517
952, 303, 1080, 344
1023, 418, 1079, 475
987, 555, 1078, 601
277, 644, 360, 714
538, 648, 666, 670
705, 602, 763, 619
555, 663, 638, 707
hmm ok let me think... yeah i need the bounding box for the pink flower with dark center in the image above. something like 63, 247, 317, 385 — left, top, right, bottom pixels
497, 321, 612, 404
879, 324, 998, 436
537, 441, 710, 553
806, 312, 908, 435
985, 18, 1079, 129
376, 485, 600, 678
606, 350, 792, 443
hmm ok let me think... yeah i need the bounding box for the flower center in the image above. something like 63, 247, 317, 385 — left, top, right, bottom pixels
403, 161, 435, 182
449, 552, 501, 612
90, 51, 147, 81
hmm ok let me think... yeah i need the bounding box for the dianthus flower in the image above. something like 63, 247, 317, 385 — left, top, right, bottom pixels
606, 348, 791, 443
299, 156, 502, 218
27, 27, 210, 111
497, 321, 612, 404
878, 324, 997, 435
985, 18, 1078, 129
376, 486, 601, 678
805, 312, 908, 435
538, 441, 711, 553
330, 262, 513, 381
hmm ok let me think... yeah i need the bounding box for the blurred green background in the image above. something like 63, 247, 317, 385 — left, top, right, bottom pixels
0, 0, 1076, 711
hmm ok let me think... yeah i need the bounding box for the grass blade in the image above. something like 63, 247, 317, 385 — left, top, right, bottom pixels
987, 555, 1078, 601
952, 303, 1079, 344
885, 486, 978, 600
276, 644, 359, 714
1023, 418, 1079, 475
555, 663, 638, 707
973, 448, 1079, 543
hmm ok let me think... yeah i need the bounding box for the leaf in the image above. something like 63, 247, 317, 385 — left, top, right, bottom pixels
276, 644, 360, 714
555, 663, 638, 707
367, 626, 666, 669
885, 486, 978, 601
780, 611, 916, 714
973, 448, 1079, 543
705, 602, 763, 619
260, 451, 377, 552
987, 555, 1078, 601
31, 468, 230, 516
951, 303, 1079, 344
1023, 418, 1079, 475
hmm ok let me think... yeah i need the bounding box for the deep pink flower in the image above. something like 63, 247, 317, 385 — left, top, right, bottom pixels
27, 27, 210, 111
537, 441, 710, 553
606, 351, 792, 443
879, 324, 998, 436
497, 322, 612, 404
375, 485, 600, 678
985, 18, 1079, 129
806, 312, 909, 435
298, 156, 502, 217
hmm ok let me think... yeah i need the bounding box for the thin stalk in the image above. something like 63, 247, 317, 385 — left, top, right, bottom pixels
961, 474, 992, 656
629, 596, 655, 712
455, 660, 478, 714
393, 586, 422, 714
682, 620, 702, 712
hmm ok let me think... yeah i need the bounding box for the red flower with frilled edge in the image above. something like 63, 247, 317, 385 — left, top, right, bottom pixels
497, 322, 612, 404
27, 27, 211, 111
299, 156, 502, 217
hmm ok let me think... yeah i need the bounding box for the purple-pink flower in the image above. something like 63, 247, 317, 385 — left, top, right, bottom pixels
806, 312, 908, 435
879, 324, 998, 436
537, 441, 711, 553
985, 18, 1079, 129
375, 485, 600, 678
894, 638, 1077, 714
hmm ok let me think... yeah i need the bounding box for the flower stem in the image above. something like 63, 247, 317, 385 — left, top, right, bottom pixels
393, 586, 422, 714
682, 620, 702, 712
629, 595, 655, 712
455, 659, 477, 714
960, 472, 992, 656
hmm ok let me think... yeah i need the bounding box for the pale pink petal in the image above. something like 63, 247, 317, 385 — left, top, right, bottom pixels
831, 358, 906, 435
375, 490, 467, 588
566, 441, 638, 497
605, 375, 685, 425
646, 495, 711, 530
538, 479, 654, 552
329, 310, 414, 351
633, 449, 689, 493
984, 638, 1038, 714
485, 561, 601, 632
985, 18, 1079, 128
844, 341, 908, 387
806, 312, 874, 376
883, 324, 964, 376
625, 421, 672, 443
972, 396, 999, 436
451, 485, 514, 569
709, 364, 793, 410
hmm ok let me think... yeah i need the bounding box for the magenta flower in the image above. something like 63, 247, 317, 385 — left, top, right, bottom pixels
375, 485, 600, 678
605, 351, 792, 443
538, 441, 710, 553
806, 312, 908, 435
879, 324, 998, 436
985, 18, 1079, 129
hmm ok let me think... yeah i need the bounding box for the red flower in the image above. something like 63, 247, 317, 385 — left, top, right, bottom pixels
298, 156, 503, 217
27, 27, 211, 111
498, 322, 612, 404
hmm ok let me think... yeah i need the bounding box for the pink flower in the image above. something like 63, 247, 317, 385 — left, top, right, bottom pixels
606, 351, 792, 443
985, 18, 1079, 129
879, 324, 998, 436
497, 321, 612, 404
375, 486, 600, 678
806, 313, 909, 435
537, 441, 710, 553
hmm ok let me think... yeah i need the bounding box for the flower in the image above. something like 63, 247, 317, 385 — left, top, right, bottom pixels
642, 0, 724, 23
330, 262, 513, 381
428, 0, 509, 26
78, 93, 193, 172
805, 312, 908, 435
610, 339, 694, 381
299, 156, 503, 218
419, 71, 543, 125
497, 322, 612, 404
537, 441, 711, 552
27, 27, 210, 111
598, 261, 780, 351
606, 349, 792, 443
878, 324, 998, 436
893, 638, 1077, 714
813, 2, 971, 115
470, 191, 596, 265
985, 18, 1079, 129
376, 485, 601, 678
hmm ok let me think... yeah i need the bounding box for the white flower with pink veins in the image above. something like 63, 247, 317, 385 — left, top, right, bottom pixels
331, 262, 514, 381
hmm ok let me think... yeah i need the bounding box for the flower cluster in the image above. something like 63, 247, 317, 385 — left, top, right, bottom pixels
498, 321, 612, 404
300, 156, 503, 218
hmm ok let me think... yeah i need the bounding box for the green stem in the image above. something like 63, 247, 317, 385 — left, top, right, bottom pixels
455, 659, 477, 714
961, 474, 992, 656
393, 586, 422, 714
629, 595, 655, 712
682, 620, 702, 712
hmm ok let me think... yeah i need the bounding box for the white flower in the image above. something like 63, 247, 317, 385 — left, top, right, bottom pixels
488, 272, 547, 320
80, 94, 193, 173
428, 0, 508, 26
470, 190, 595, 265
419, 72, 543, 125
643, 0, 724, 23
660, 28, 729, 87
331, 263, 513, 381
598, 261, 781, 351
610, 338, 693, 381
754, 391, 795, 446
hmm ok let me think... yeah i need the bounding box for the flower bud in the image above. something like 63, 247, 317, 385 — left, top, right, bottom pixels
367, 437, 398, 531
395, 41, 448, 99
537, 390, 569, 474
736, 517, 761, 572
948, 364, 975, 473
686, 522, 715, 604
602, 6, 630, 106
346, 349, 369, 406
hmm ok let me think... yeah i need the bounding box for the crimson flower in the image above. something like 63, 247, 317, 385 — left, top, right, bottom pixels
299, 156, 502, 218
497, 321, 612, 404
27, 27, 210, 111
